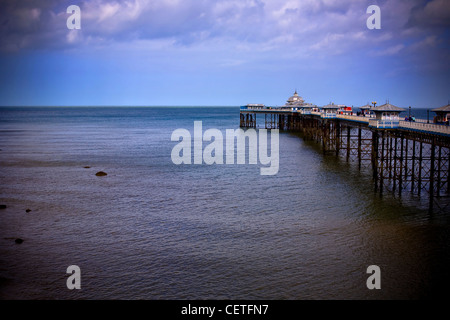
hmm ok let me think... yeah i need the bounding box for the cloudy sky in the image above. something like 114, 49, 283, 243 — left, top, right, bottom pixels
0, 0, 449, 108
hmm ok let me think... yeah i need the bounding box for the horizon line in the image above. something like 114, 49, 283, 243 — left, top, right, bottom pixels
0, 105, 436, 109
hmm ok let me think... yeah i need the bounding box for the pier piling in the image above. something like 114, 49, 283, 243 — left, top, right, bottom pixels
240, 108, 450, 213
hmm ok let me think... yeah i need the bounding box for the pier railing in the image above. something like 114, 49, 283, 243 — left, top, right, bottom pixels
399, 120, 450, 135
337, 114, 370, 123
321, 113, 337, 119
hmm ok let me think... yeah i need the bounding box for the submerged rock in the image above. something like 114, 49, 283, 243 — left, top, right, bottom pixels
0, 205, 6, 209
95, 171, 107, 176
15, 238, 23, 244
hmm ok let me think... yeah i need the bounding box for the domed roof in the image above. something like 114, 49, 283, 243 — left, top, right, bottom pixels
286, 90, 305, 105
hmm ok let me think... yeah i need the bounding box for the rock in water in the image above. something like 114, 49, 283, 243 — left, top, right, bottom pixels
84, 166, 91, 168
15, 238, 24, 244
95, 171, 107, 176
26, 209, 31, 213
0, 205, 6, 209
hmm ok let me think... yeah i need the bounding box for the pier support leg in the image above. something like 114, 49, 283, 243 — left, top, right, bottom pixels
380, 131, 385, 195
335, 122, 341, 157
372, 131, 379, 192
429, 138, 436, 213
418, 142, 423, 196
393, 136, 398, 193
411, 140, 416, 193
399, 135, 404, 196
346, 127, 351, 162
358, 127, 362, 170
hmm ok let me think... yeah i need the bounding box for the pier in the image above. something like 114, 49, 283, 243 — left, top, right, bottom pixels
240, 96, 450, 213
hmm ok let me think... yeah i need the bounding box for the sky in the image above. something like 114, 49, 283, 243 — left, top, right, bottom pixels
0, 0, 449, 108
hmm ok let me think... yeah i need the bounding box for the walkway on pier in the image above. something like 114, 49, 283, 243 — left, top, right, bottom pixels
240, 109, 450, 137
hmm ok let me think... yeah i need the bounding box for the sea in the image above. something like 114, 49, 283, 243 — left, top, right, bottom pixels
0, 106, 449, 300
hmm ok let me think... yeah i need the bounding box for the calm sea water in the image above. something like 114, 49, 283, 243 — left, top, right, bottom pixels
0, 107, 449, 300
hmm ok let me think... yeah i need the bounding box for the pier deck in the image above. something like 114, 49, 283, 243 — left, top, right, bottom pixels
240, 108, 450, 136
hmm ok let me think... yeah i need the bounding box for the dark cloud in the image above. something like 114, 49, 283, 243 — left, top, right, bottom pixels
0, 0, 448, 62
0, 0, 80, 52
407, 0, 450, 29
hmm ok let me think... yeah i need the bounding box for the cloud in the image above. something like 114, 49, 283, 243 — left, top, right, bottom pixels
370, 43, 405, 56
407, 0, 450, 29
0, 0, 448, 73
0, 0, 71, 52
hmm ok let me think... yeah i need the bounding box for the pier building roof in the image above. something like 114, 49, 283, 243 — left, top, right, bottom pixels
372, 103, 405, 113
322, 103, 340, 109
360, 104, 372, 110
432, 104, 450, 113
